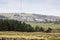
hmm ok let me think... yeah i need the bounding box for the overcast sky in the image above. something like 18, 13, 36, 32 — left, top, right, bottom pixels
0, 0, 60, 16
22, 0, 60, 16
0, 0, 21, 13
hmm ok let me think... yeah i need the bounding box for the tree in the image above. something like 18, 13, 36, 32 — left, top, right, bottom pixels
26, 24, 34, 32
39, 27, 44, 32
35, 26, 40, 32
45, 19, 48, 23
45, 27, 52, 33
35, 26, 44, 32
0, 19, 34, 32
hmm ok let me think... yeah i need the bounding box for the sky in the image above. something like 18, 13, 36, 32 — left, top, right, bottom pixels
0, 0, 60, 16
22, 0, 60, 16
0, 0, 21, 13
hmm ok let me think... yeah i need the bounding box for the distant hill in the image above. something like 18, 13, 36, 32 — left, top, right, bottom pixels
0, 13, 60, 22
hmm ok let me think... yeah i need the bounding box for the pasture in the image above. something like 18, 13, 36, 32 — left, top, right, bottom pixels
26, 22, 60, 29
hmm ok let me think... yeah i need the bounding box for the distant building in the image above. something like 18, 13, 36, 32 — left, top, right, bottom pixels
35, 19, 44, 22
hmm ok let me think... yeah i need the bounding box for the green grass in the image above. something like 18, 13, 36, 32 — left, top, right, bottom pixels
26, 22, 60, 29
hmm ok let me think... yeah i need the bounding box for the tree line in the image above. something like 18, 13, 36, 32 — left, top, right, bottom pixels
0, 19, 52, 32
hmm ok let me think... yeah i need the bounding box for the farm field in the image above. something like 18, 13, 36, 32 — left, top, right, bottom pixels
0, 31, 60, 40
26, 22, 60, 29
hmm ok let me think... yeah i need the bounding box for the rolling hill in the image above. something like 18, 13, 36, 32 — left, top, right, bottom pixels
0, 13, 60, 22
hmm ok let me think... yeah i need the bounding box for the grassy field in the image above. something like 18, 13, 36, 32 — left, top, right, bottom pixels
0, 31, 60, 40
0, 22, 60, 40
26, 22, 60, 29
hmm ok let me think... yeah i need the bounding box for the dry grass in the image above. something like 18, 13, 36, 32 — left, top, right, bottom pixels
0, 31, 59, 40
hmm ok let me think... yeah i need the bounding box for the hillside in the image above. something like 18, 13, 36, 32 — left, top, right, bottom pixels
0, 13, 60, 22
